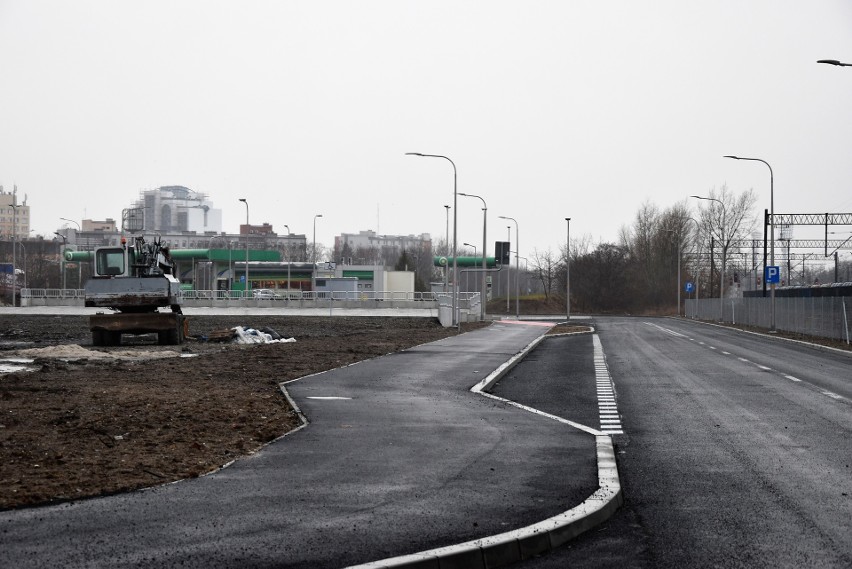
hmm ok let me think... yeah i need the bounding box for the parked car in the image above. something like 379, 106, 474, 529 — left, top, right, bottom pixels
252, 288, 283, 299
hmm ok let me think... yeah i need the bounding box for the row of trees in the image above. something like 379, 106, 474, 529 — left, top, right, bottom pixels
529, 185, 767, 314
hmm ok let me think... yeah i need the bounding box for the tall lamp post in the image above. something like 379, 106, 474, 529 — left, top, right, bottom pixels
443, 205, 451, 293
283, 224, 291, 298
312, 214, 323, 291
498, 215, 519, 319
54, 232, 68, 290
463, 242, 476, 293
407, 153, 459, 328
459, 192, 487, 320
724, 155, 775, 331
59, 218, 82, 287
565, 217, 571, 321
662, 227, 682, 316
692, 195, 726, 321
238, 198, 249, 295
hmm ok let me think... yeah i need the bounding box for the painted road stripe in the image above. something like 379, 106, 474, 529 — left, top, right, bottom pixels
593, 334, 624, 436
785, 375, 802, 382
306, 396, 353, 400
757, 365, 772, 371
822, 391, 843, 400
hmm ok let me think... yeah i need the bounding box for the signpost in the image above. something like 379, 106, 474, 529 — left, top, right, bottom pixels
765, 266, 781, 285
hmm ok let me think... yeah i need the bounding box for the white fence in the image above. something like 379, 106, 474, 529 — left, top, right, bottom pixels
19, 289, 486, 326
685, 296, 851, 343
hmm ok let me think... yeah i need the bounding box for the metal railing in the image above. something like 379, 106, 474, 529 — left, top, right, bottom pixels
21, 288, 86, 299
685, 296, 851, 343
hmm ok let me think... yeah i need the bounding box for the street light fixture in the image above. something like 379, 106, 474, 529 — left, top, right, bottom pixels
498, 215, 519, 319
239, 198, 249, 296
724, 155, 776, 332
283, 224, 291, 299
312, 215, 323, 265
407, 152, 459, 328
691, 195, 726, 321
565, 218, 571, 321
444, 205, 451, 294
459, 191, 488, 320
54, 232, 68, 290
817, 59, 852, 66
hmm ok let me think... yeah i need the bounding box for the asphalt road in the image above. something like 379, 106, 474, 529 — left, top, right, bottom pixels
0, 321, 601, 568
512, 316, 852, 569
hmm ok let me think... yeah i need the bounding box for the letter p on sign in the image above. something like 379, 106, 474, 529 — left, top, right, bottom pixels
765, 266, 781, 284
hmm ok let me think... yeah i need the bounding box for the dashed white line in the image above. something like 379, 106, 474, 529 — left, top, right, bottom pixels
594, 335, 624, 435
784, 375, 802, 382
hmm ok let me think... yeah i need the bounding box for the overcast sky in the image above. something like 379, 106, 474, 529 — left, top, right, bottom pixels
2, 1, 851, 262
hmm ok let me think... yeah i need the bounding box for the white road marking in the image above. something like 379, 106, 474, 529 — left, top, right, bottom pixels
306, 396, 352, 400
822, 391, 844, 400
784, 375, 802, 382
594, 335, 625, 436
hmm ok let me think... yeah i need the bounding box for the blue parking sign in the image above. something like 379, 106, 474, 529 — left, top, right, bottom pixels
685, 281, 695, 293
765, 266, 781, 284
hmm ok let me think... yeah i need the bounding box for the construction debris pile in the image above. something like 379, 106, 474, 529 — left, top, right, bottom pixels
203, 326, 296, 344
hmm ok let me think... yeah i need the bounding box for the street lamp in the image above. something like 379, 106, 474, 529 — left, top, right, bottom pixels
459, 191, 487, 320
565, 217, 571, 321
444, 205, 451, 293
407, 153, 459, 328
817, 59, 852, 66
283, 224, 291, 299
463, 242, 476, 294
724, 155, 776, 331
691, 195, 726, 321
498, 215, 519, 319
54, 232, 68, 290
662, 227, 682, 316
239, 198, 249, 296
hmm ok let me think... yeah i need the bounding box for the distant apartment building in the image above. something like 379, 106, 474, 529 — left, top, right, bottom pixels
55, 186, 307, 257
334, 230, 432, 265
0, 185, 30, 240
82, 219, 117, 232
129, 185, 223, 233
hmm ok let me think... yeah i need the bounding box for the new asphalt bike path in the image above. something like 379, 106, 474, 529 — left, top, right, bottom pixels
0, 321, 621, 568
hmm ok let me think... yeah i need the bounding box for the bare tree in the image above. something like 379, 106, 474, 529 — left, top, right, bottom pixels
694, 184, 758, 296
530, 248, 559, 300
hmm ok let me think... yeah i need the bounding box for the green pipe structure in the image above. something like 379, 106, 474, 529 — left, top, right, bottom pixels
433, 256, 497, 268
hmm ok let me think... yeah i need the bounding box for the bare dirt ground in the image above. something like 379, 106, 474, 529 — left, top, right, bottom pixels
0, 315, 489, 510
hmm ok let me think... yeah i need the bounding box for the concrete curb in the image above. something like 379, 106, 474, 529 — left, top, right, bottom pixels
347, 327, 623, 569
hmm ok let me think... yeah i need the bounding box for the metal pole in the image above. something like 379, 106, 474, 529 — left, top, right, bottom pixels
565, 217, 571, 321
459, 192, 488, 320
54, 232, 67, 290
724, 156, 775, 331
506, 226, 511, 313
692, 195, 725, 321
239, 198, 249, 295
444, 205, 450, 293
11, 198, 17, 306
284, 224, 291, 298
499, 216, 519, 318
406, 153, 458, 328
313, 214, 322, 291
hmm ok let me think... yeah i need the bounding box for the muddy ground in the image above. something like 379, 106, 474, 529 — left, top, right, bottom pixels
0, 315, 500, 510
